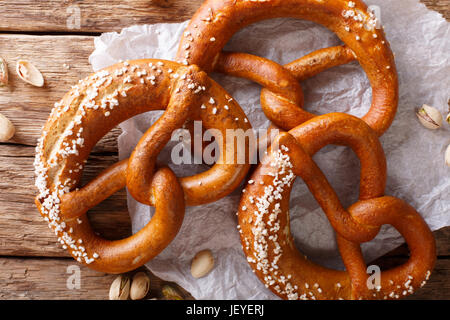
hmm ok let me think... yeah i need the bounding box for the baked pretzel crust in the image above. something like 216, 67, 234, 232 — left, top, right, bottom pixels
177, 0, 398, 135
34, 60, 252, 273
238, 114, 435, 300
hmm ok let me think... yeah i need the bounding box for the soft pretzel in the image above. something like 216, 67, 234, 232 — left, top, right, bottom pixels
237, 113, 435, 300
176, 0, 398, 136
337, 197, 436, 299
34, 60, 252, 273
215, 46, 355, 131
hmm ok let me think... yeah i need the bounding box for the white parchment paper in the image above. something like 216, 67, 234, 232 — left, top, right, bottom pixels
89, 0, 450, 299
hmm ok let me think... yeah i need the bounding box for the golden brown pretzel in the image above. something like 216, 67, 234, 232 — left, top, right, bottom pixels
337, 197, 436, 299
238, 113, 435, 300
34, 60, 252, 273
222, 46, 357, 131
176, 0, 398, 136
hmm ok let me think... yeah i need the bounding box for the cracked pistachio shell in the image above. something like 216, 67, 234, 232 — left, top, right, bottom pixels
16, 60, 44, 87
109, 275, 130, 300
416, 104, 443, 130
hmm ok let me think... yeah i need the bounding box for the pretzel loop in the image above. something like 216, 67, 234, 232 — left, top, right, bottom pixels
338, 196, 436, 299
177, 0, 398, 136
126, 65, 208, 205
216, 46, 357, 130
238, 113, 435, 299
35, 60, 252, 273
260, 46, 357, 130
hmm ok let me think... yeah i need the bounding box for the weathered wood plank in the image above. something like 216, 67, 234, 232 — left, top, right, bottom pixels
0, 255, 446, 300
0, 1, 447, 33
372, 257, 450, 300
0, 145, 131, 257
422, 0, 450, 20
0, 34, 120, 151
0, 0, 204, 33
0, 35, 91, 143
0, 257, 192, 300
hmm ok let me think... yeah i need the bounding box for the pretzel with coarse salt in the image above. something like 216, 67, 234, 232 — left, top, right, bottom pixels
176, 0, 398, 136
34, 61, 252, 273
238, 113, 435, 300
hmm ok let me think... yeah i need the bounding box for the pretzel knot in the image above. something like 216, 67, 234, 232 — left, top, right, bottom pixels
34, 61, 252, 273
177, 0, 398, 136
238, 113, 436, 300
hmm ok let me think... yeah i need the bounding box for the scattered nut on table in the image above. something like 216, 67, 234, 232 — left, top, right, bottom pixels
109, 275, 131, 300
130, 272, 150, 300
16, 60, 44, 87
191, 249, 214, 278
0, 57, 8, 87
416, 104, 443, 130
445, 145, 450, 167
162, 285, 183, 300
0, 113, 15, 142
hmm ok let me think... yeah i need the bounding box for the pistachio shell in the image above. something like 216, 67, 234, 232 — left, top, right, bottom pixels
0, 113, 15, 142
109, 275, 130, 300
416, 104, 443, 130
191, 249, 214, 278
16, 60, 44, 87
0, 57, 8, 87
162, 285, 183, 300
130, 272, 150, 300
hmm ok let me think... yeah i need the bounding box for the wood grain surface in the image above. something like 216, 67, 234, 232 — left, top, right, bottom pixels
0, 0, 447, 33
0, 258, 192, 300
0, 0, 448, 300
0, 0, 205, 33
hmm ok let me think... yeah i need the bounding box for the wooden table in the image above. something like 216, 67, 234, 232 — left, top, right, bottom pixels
0, 0, 448, 300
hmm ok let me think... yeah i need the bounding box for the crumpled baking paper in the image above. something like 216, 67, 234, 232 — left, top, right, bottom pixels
89, 0, 450, 299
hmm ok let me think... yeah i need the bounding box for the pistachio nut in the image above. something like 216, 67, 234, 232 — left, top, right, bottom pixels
16, 60, 44, 87
0, 57, 8, 87
130, 272, 150, 300
162, 285, 183, 300
0, 113, 15, 142
109, 275, 130, 300
416, 104, 443, 130
191, 249, 214, 278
